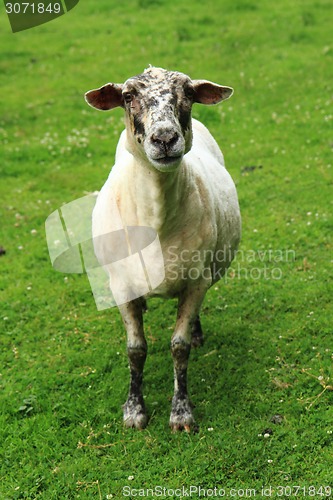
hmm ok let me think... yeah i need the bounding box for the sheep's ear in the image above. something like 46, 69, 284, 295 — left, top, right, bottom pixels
193, 80, 233, 105
85, 83, 124, 110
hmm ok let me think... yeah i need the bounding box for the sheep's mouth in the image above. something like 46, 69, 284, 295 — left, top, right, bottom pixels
153, 155, 182, 165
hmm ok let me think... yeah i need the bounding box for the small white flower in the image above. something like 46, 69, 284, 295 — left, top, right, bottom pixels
264, 433, 271, 438
27, 286, 32, 291
208, 427, 214, 432
267, 459, 273, 463
128, 475, 134, 481
31, 229, 37, 235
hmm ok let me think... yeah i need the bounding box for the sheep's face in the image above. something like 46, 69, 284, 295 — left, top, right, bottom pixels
122, 68, 194, 172
85, 67, 233, 172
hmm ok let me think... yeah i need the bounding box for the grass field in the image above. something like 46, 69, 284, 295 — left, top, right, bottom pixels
0, 0, 332, 498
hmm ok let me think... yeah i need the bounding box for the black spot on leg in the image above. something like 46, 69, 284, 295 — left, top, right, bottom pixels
170, 339, 195, 431
126, 344, 147, 405
171, 338, 191, 365
171, 339, 191, 397
174, 367, 188, 400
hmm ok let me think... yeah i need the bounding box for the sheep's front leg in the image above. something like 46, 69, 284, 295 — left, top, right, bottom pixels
170, 286, 207, 432
119, 299, 148, 429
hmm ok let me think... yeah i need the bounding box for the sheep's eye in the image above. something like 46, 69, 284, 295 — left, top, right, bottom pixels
184, 86, 195, 100
123, 92, 133, 104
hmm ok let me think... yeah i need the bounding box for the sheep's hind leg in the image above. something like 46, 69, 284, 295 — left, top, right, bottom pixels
119, 299, 148, 429
191, 315, 204, 347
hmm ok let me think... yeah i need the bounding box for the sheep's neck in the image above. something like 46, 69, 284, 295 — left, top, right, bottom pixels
132, 161, 187, 236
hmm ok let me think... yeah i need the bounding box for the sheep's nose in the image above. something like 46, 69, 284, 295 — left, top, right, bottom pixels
151, 131, 180, 150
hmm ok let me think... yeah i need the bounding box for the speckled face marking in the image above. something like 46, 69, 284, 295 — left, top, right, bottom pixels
122, 67, 194, 171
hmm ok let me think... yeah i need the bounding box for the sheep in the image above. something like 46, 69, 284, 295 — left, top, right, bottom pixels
85, 67, 241, 432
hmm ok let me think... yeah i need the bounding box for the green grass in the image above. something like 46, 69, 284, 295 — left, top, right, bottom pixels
1, 0, 332, 497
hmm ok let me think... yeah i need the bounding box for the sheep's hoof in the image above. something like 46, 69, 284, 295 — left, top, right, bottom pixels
170, 422, 199, 433
123, 397, 148, 430
169, 396, 197, 433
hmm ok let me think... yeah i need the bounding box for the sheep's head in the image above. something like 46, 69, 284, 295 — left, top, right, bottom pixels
85, 67, 233, 172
